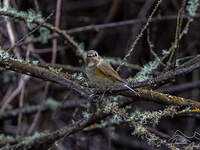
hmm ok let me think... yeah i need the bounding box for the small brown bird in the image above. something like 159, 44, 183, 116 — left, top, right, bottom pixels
85, 50, 137, 94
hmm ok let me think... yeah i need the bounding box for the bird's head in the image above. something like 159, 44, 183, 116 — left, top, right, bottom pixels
86, 50, 101, 67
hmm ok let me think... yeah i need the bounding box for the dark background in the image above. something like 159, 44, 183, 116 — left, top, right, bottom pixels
0, 0, 200, 149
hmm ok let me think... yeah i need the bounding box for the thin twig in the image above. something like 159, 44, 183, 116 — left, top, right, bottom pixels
117, 0, 163, 72
6, 12, 54, 52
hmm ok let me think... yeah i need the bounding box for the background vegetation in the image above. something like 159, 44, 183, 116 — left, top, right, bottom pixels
0, 0, 200, 149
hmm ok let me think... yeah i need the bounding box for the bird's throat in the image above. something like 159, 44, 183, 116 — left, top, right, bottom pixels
87, 61, 95, 67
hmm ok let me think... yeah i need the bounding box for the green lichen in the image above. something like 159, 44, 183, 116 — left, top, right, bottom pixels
48, 66, 63, 73
110, 114, 122, 125
20, 130, 50, 145
112, 96, 122, 102
103, 102, 118, 114
130, 59, 159, 82
129, 106, 177, 125
0, 49, 10, 61
46, 97, 60, 111
0, 135, 15, 141
76, 43, 86, 59
39, 27, 51, 44
132, 124, 167, 148
186, 0, 199, 17
161, 49, 170, 55
0, 7, 44, 23
72, 72, 88, 87
32, 60, 39, 65
82, 111, 91, 120
27, 9, 43, 23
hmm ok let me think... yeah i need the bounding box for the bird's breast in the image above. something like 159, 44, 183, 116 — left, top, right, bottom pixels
85, 67, 120, 88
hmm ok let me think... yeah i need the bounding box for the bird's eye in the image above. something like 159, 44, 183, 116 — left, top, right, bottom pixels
87, 51, 98, 57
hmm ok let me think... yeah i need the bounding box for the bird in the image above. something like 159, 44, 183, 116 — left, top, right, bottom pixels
85, 50, 138, 95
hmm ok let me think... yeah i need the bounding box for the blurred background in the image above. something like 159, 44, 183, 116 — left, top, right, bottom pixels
0, 0, 200, 149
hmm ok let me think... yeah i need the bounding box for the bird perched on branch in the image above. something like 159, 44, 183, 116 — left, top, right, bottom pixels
85, 50, 138, 95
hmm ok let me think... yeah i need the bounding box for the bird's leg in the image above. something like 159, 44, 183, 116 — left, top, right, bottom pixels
94, 88, 107, 113
89, 88, 107, 104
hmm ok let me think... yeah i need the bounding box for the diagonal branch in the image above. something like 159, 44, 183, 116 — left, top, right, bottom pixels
0, 8, 85, 58
0, 50, 200, 108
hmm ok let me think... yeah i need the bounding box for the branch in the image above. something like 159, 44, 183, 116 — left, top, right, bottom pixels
0, 50, 91, 98
1, 106, 108, 150
0, 50, 200, 108
0, 8, 85, 58
112, 60, 200, 89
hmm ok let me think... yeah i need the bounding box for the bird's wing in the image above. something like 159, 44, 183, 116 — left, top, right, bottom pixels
96, 60, 123, 82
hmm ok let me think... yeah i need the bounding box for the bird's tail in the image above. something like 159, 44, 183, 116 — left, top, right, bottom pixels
124, 84, 139, 96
